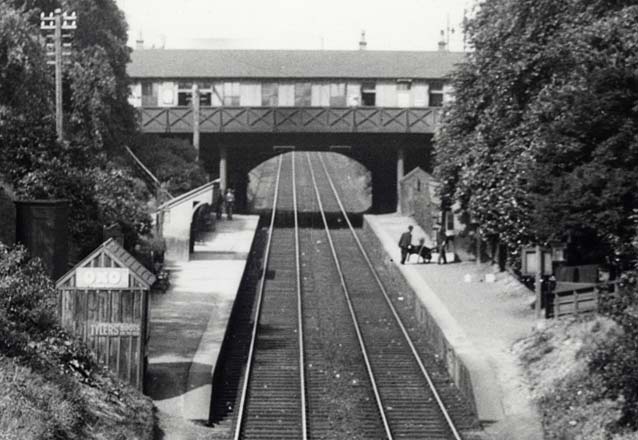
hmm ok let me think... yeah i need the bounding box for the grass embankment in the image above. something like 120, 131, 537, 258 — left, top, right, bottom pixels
516, 293, 638, 440
0, 246, 154, 440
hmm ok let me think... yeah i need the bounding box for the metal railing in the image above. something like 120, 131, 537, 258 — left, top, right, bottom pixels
139, 106, 441, 134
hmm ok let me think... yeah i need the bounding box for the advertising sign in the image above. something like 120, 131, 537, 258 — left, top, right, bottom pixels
89, 322, 140, 337
76, 267, 129, 289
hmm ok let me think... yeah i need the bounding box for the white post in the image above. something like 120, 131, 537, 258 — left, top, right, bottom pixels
535, 245, 543, 319
396, 146, 405, 213
219, 145, 228, 192
192, 83, 200, 160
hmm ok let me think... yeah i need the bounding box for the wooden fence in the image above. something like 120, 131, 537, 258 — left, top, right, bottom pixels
551, 281, 618, 318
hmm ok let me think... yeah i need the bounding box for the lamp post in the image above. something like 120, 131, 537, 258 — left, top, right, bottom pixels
522, 244, 563, 318
40, 9, 77, 143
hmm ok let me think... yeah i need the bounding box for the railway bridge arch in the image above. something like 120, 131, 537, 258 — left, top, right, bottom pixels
198, 131, 434, 213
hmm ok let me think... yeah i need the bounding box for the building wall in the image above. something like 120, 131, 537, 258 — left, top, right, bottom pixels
400, 169, 438, 239
159, 185, 216, 263
131, 78, 449, 109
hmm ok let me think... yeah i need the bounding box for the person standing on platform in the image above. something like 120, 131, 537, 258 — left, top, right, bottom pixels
398, 225, 413, 265
215, 191, 224, 220
437, 227, 448, 264
225, 188, 235, 220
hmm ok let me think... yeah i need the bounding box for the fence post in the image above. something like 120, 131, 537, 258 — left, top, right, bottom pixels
535, 245, 542, 318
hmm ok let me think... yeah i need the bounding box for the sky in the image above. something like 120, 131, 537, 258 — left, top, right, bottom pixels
115, 0, 477, 52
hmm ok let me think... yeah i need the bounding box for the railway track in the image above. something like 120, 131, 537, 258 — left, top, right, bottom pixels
303, 151, 464, 440
229, 151, 474, 440
232, 153, 306, 440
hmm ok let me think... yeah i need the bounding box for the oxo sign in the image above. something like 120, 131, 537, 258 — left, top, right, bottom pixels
76, 267, 130, 289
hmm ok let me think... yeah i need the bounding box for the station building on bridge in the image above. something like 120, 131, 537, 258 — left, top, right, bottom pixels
127, 48, 463, 212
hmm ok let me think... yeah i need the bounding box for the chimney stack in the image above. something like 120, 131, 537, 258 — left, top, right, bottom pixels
438, 30, 447, 51
359, 30, 367, 50
135, 31, 144, 50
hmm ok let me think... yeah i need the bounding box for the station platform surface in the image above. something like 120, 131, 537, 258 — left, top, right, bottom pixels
145, 214, 259, 425
365, 213, 545, 440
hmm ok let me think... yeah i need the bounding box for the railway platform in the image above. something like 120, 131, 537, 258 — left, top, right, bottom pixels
365, 213, 545, 440
145, 214, 259, 424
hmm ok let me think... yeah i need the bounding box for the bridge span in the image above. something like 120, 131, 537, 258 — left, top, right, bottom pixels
128, 48, 462, 212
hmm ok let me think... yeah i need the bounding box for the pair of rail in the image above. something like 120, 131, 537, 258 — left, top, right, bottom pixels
233, 151, 462, 440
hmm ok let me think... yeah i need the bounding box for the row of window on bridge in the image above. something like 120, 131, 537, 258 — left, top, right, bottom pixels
129, 79, 451, 108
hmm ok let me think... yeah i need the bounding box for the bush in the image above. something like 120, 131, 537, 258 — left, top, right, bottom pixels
0, 245, 154, 440
129, 134, 208, 196
591, 281, 638, 430
0, 245, 96, 381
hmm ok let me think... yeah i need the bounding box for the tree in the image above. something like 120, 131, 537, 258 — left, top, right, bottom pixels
435, 0, 638, 263
0, 0, 152, 262
12, 0, 136, 155
129, 134, 208, 196
0, 3, 57, 182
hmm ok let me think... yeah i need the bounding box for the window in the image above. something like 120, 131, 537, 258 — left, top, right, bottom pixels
262, 83, 278, 106
278, 84, 295, 106
295, 83, 311, 106
177, 82, 212, 107
397, 81, 411, 92
199, 92, 212, 106
223, 82, 240, 106
198, 82, 212, 107
416, 179, 421, 192
141, 81, 156, 106
177, 82, 192, 106
397, 80, 411, 107
429, 80, 444, 107
329, 83, 346, 106
361, 82, 376, 106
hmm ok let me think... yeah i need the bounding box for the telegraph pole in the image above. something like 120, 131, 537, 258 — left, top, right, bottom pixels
40, 9, 77, 143
192, 83, 200, 160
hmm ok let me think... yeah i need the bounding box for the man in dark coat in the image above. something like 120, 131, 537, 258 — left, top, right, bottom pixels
437, 227, 448, 264
215, 192, 224, 220
225, 188, 235, 220
398, 225, 413, 264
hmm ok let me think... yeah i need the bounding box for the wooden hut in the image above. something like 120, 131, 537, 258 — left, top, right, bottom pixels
56, 238, 156, 390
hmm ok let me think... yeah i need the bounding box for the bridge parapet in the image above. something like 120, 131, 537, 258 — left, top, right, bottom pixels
139, 106, 441, 134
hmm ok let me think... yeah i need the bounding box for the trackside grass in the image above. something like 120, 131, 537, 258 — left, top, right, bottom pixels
515, 315, 638, 440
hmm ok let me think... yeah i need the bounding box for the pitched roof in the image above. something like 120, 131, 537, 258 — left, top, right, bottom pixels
127, 49, 465, 80
157, 179, 218, 211
56, 238, 156, 289
400, 166, 433, 183
103, 239, 156, 287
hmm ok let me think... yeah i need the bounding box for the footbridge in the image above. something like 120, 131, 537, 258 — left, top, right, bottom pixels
127, 48, 463, 212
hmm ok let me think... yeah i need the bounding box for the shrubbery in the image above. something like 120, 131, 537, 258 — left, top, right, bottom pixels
129, 134, 208, 196
0, 245, 153, 439
591, 281, 638, 430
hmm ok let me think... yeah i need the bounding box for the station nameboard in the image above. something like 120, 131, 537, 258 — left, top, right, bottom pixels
76, 267, 129, 289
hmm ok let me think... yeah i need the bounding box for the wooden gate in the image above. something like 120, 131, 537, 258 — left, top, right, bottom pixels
56, 238, 155, 390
